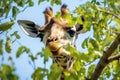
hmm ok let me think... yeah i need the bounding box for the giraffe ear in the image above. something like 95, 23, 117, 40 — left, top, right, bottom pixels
17, 20, 40, 38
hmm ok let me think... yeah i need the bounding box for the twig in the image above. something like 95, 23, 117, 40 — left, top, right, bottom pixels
16, 40, 36, 70
91, 34, 120, 80
107, 54, 120, 63
20, 5, 29, 13
99, 9, 120, 20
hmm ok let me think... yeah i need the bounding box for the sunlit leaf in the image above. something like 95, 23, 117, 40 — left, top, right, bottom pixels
74, 60, 81, 71
82, 38, 88, 49
112, 61, 120, 72
48, 63, 62, 80
64, 71, 70, 77
5, 37, 12, 53
64, 13, 75, 26
113, 18, 120, 27
65, 71, 78, 80
32, 67, 48, 80
66, 44, 80, 57
88, 64, 95, 78
55, 12, 61, 21
16, 46, 30, 58
75, 7, 83, 14
0, 21, 14, 31
42, 48, 52, 63
89, 38, 99, 50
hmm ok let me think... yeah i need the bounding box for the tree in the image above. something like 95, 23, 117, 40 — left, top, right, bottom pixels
0, 0, 120, 80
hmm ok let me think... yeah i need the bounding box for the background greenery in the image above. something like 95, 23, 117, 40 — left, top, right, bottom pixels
0, 0, 120, 80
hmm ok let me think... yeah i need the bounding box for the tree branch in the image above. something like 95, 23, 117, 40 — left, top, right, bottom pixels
99, 9, 120, 20
91, 34, 120, 80
107, 54, 120, 63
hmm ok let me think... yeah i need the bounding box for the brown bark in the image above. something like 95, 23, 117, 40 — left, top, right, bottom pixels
107, 54, 120, 63
91, 34, 120, 80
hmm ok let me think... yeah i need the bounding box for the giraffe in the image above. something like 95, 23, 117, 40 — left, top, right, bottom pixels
17, 4, 84, 80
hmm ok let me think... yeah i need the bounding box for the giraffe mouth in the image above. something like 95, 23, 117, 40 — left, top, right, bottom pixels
46, 41, 63, 52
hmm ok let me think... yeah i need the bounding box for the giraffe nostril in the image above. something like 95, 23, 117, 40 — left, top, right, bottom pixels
47, 37, 58, 44
54, 38, 58, 41
47, 39, 53, 43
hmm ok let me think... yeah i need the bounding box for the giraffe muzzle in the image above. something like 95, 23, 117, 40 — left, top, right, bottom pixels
46, 41, 63, 55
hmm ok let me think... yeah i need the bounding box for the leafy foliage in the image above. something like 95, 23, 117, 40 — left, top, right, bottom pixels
0, 64, 18, 80
5, 37, 12, 53
16, 46, 30, 58
0, 21, 14, 31
0, 0, 120, 80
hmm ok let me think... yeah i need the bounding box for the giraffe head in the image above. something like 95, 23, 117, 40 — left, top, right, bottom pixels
17, 4, 84, 70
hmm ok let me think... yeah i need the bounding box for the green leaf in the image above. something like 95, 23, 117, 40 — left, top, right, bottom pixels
0, 70, 3, 79
11, 31, 21, 39
29, 55, 37, 61
42, 48, 52, 64
32, 67, 48, 80
66, 44, 80, 57
74, 60, 81, 71
64, 71, 78, 80
8, 56, 12, 61
0, 40, 3, 55
1, 64, 19, 80
55, 0, 61, 5
50, 0, 55, 6
5, 37, 12, 53
16, 46, 30, 58
75, 7, 83, 14
64, 13, 75, 25
38, 0, 44, 5
82, 38, 88, 49
89, 38, 99, 50
29, 1, 34, 6
64, 71, 71, 77
12, 6, 20, 19
4, 5, 11, 18
55, 12, 61, 21
2, 64, 12, 75
14, 0, 25, 7
0, 21, 14, 31
43, 48, 52, 56
0, 8, 4, 17
88, 64, 95, 78
48, 63, 62, 80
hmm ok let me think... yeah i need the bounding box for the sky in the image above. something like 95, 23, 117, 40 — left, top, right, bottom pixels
11, 0, 91, 80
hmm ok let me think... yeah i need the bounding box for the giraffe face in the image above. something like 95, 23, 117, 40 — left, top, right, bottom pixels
17, 5, 83, 56
40, 18, 77, 56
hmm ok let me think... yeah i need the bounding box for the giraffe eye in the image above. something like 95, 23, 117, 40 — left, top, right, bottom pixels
67, 29, 76, 37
